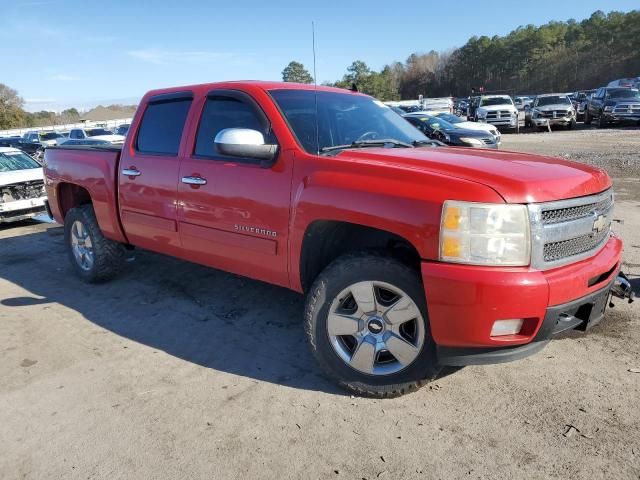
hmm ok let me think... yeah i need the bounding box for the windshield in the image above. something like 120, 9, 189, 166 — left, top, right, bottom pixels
480, 97, 513, 107
86, 128, 113, 137
536, 96, 572, 106
0, 151, 41, 172
607, 88, 640, 99
40, 132, 62, 140
424, 117, 456, 131
436, 113, 462, 124
270, 90, 430, 153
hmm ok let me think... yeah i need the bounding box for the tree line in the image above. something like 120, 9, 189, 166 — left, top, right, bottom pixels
0, 83, 83, 130
282, 9, 639, 100
2, 10, 638, 130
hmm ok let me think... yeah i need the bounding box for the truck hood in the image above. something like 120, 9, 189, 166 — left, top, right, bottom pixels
91, 134, 125, 143
535, 103, 573, 111
0, 167, 43, 187
337, 147, 610, 203
477, 105, 517, 113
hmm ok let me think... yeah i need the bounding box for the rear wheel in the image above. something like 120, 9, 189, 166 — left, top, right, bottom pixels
305, 253, 440, 398
64, 204, 125, 283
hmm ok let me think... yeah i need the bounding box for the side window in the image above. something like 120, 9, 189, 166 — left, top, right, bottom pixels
136, 97, 192, 155
70, 130, 81, 139
194, 95, 272, 159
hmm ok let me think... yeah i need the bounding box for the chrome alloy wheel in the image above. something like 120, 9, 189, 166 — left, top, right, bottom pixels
327, 281, 425, 375
70, 220, 95, 271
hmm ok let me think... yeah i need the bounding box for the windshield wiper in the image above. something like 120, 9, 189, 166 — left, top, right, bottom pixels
320, 138, 414, 154
412, 139, 445, 147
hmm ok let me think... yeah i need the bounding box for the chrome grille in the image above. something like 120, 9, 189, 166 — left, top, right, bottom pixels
539, 109, 569, 118
543, 227, 610, 262
613, 103, 640, 114
529, 189, 614, 270
541, 194, 613, 225
486, 110, 511, 119
482, 138, 495, 145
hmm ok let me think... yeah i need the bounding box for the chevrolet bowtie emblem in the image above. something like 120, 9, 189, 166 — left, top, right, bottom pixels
592, 214, 607, 233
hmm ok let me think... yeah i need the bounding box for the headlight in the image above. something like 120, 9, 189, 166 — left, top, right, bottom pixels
459, 137, 483, 146
532, 110, 540, 118
440, 201, 531, 266
604, 106, 614, 112
477, 111, 487, 118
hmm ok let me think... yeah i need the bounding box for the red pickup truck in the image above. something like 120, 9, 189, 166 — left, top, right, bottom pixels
44, 81, 633, 397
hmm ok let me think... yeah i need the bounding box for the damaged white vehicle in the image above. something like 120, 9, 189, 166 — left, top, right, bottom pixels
0, 147, 48, 223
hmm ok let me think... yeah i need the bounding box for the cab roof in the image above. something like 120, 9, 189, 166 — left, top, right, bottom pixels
142, 80, 364, 100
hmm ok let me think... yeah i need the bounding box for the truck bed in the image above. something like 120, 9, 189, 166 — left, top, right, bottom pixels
44, 144, 126, 243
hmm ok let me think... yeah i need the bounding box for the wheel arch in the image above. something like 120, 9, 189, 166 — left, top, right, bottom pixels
298, 219, 422, 293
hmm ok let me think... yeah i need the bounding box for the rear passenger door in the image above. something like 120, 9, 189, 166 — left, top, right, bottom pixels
176, 89, 293, 288
118, 91, 193, 256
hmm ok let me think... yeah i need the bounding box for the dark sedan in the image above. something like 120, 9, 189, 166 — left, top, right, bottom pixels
403, 114, 499, 149
0, 137, 45, 160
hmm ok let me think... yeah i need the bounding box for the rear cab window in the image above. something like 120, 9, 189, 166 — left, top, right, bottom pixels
136, 92, 193, 155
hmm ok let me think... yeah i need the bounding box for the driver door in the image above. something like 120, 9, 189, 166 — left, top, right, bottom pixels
176, 90, 293, 288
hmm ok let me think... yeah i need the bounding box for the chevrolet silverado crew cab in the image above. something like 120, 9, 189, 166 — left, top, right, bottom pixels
44, 81, 633, 397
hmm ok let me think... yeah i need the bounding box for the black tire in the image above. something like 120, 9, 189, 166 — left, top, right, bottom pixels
584, 109, 592, 125
596, 114, 607, 129
305, 252, 440, 398
567, 120, 575, 130
64, 204, 125, 283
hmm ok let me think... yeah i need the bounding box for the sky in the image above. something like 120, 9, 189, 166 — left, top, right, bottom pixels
2, 0, 637, 112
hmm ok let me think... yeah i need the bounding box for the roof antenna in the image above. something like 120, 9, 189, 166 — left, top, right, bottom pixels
312, 21, 320, 155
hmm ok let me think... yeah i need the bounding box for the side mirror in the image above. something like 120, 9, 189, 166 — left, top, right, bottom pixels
214, 128, 278, 167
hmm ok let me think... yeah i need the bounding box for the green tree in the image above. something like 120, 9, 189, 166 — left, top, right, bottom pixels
281, 61, 314, 84
0, 83, 26, 130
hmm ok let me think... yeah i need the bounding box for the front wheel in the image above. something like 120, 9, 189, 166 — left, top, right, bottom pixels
596, 114, 607, 129
305, 253, 440, 397
64, 204, 125, 283
584, 109, 592, 125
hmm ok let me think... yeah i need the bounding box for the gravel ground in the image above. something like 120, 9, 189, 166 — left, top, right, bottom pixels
1, 127, 639, 480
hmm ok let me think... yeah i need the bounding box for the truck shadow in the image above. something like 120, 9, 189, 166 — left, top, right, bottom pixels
0, 224, 458, 396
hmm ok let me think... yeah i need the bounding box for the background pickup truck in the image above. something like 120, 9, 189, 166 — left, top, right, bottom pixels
584, 87, 640, 127
44, 81, 633, 397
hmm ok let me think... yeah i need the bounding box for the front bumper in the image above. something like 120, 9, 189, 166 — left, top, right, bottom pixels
0, 196, 47, 223
602, 113, 640, 123
479, 118, 518, 128
532, 116, 574, 126
421, 236, 623, 365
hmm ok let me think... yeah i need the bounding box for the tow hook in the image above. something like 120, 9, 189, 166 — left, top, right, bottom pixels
610, 271, 635, 306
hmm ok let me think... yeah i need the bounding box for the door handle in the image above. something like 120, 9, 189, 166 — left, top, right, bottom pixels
122, 168, 141, 177
181, 176, 207, 186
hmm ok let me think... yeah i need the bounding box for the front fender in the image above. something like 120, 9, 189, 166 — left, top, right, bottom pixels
288, 165, 504, 291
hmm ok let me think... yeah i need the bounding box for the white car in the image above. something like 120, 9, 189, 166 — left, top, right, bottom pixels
433, 112, 502, 144
0, 147, 48, 223
22, 130, 65, 147
61, 128, 125, 145
474, 95, 519, 130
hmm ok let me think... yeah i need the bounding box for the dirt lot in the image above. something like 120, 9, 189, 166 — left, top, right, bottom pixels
1, 127, 639, 480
